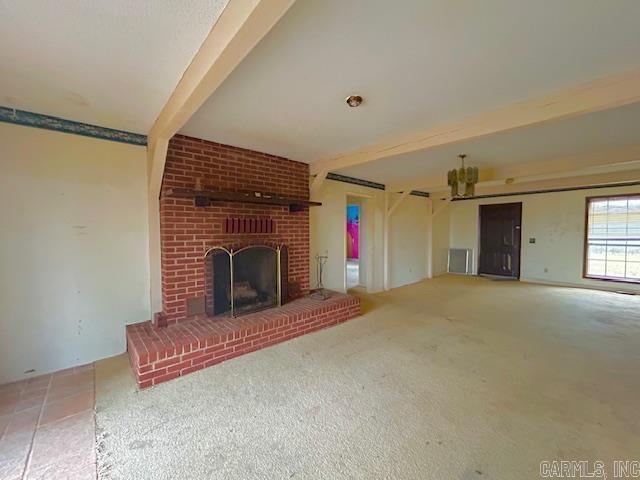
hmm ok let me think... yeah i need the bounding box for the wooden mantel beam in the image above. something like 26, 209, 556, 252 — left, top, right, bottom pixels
310, 68, 640, 175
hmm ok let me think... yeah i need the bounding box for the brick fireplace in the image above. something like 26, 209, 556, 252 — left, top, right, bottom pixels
159, 135, 311, 325
126, 135, 361, 388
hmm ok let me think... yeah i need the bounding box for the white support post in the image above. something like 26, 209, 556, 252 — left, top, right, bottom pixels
426, 197, 433, 279
147, 138, 169, 317
383, 192, 390, 291
383, 190, 412, 290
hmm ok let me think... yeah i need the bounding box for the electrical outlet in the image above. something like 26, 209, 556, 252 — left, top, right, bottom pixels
529, 238, 536, 244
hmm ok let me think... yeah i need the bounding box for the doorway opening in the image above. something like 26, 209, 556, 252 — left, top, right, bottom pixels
478, 202, 522, 279
346, 200, 361, 289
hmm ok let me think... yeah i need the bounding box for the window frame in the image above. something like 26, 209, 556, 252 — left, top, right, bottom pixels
583, 193, 640, 285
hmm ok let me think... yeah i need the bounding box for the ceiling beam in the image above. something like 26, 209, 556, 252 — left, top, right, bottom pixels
310, 169, 328, 196
432, 198, 451, 218
310, 68, 640, 176
147, 0, 296, 188
148, 138, 169, 198
387, 144, 640, 193
457, 169, 640, 199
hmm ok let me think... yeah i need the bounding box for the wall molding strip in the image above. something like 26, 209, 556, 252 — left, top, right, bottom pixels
452, 180, 640, 201
326, 172, 385, 190
409, 190, 430, 197
325, 172, 428, 197
0, 106, 147, 146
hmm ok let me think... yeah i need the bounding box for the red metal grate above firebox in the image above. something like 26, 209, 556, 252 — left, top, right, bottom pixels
224, 218, 275, 235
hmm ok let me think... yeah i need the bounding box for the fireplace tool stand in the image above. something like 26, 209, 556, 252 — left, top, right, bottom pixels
311, 254, 331, 300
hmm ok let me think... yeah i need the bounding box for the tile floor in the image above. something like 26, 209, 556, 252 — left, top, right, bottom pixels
0, 364, 96, 480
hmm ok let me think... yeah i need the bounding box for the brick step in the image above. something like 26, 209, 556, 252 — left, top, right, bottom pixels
126, 292, 361, 388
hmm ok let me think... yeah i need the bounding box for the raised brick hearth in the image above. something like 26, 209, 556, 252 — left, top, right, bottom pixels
127, 292, 360, 388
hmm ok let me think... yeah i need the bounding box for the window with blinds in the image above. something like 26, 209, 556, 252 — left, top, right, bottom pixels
585, 194, 640, 283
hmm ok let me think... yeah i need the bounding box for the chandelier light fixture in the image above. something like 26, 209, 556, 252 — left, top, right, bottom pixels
447, 154, 479, 198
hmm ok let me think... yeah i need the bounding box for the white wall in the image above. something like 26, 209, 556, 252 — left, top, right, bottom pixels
310, 180, 385, 293
0, 123, 150, 383
447, 184, 640, 292
310, 179, 430, 293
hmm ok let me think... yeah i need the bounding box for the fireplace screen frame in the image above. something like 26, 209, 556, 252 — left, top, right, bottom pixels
205, 244, 283, 317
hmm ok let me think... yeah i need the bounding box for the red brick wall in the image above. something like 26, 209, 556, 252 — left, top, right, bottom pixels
160, 135, 310, 324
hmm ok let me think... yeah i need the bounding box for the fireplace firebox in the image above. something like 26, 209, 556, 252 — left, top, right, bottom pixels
206, 245, 288, 317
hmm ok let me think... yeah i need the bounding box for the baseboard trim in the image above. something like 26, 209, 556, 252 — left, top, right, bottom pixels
520, 277, 639, 294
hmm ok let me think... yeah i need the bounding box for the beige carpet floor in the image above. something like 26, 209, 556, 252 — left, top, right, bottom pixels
95, 276, 640, 479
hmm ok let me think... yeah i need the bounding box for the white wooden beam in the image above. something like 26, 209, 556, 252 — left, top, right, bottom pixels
310, 170, 328, 196
433, 198, 452, 218
388, 143, 640, 193
387, 190, 411, 216
148, 138, 169, 198
147, 0, 297, 190
310, 68, 640, 175
149, 0, 296, 142
466, 168, 640, 197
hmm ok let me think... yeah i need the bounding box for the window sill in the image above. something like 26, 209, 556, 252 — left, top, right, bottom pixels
583, 274, 640, 285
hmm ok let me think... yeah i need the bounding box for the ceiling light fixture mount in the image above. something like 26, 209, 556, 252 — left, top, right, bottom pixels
447, 154, 479, 198
345, 95, 363, 107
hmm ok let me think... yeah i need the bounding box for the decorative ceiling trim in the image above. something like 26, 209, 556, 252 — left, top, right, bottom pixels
0, 106, 147, 146
326, 172, 385, 190
409, 190, 430, 198
451, 180, 640, 201
325, 172, 428, 197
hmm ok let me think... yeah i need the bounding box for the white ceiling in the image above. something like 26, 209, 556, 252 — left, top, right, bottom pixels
0, 0, 228, 133
338, 102, 640, 188
182, 0, 640, 164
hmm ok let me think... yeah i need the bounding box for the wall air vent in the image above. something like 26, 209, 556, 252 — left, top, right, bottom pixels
448, 248, 473, 275
224, 218, 275, 235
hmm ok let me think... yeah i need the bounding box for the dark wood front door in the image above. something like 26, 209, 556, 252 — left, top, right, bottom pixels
479, 202, 522, 278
